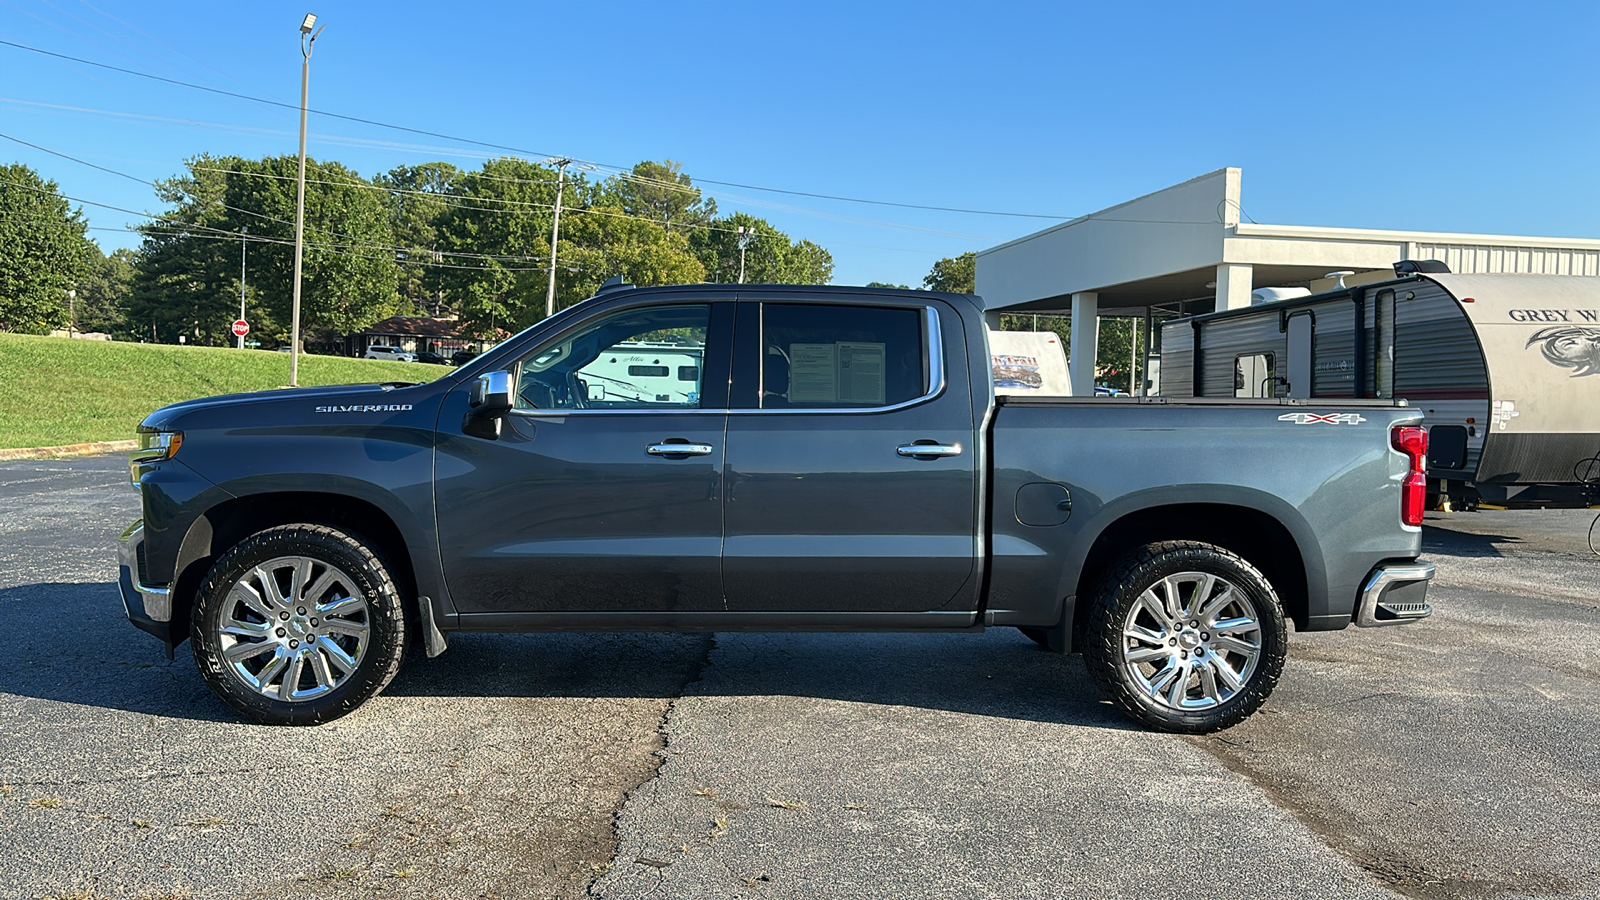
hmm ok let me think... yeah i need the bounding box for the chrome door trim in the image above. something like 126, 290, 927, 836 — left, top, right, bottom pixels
737, 303, 949, 416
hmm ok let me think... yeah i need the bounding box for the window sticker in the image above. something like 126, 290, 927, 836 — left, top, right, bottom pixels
837, 342, 886, 405
786, 341, 887, 405
788, 343, 838, 403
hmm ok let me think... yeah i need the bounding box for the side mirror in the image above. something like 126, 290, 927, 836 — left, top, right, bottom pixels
464, 370, 513, 439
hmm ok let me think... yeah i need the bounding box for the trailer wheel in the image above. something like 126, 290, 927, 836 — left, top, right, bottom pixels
190, 524, 407, 725
1083, 541, 1286, 734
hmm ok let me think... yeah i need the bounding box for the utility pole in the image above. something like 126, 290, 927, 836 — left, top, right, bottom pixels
238, 226, 248, 349
545, 158, 572, 320
736, 225, 755, 284
290, 13, 323, 386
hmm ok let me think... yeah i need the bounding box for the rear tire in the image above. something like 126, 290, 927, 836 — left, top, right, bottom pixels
191, 524, 407, 725
1083, 541, 1286, 734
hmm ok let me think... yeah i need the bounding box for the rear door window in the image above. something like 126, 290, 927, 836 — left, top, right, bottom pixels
759, 304, 927, 409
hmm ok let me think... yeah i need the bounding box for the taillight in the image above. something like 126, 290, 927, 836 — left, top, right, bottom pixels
1391, 426, 1428, 527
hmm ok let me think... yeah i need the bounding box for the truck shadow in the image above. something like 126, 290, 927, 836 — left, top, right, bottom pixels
0, 582, 237, 723
1421, 523, 1522, 558
0, 582, 1129, 730
386, 630, 1132, 731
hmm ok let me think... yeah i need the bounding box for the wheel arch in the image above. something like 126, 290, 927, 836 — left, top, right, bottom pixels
169, 491, 421, 647
1066, 499, 1313, 644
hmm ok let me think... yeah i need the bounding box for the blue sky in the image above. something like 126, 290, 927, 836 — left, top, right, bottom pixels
3, 0, 1597, 288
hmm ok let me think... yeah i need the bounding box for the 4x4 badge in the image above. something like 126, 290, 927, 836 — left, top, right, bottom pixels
1278, 413, 1367, 425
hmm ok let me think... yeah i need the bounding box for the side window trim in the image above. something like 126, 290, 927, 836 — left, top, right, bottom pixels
508, 300, 734, 416
733, 302, 947, 416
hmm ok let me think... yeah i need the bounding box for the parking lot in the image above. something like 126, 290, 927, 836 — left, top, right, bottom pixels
2, 456, 1596, 899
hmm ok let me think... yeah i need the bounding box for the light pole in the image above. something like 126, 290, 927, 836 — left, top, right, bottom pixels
290, 12, 323, 386
736, 225, 755, 284
545, 158, 572, 320
238, 226, 248, 349
67, 284, 76, 338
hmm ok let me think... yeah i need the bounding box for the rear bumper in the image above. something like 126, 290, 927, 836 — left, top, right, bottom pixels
118, 519, 176, 647
1355, 562, 1435, 627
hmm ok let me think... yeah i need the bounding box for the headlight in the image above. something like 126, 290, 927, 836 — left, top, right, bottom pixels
129, 431, 182, 483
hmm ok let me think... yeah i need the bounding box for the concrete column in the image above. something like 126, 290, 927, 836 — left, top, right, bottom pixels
982, 309, 1005, 332
1068, 291, 1098, 397
1216, 264, 1253, 311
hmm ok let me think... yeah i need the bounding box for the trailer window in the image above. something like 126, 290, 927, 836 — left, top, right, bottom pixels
1234, 353, 1277, 398
1375, 290, 1396, 398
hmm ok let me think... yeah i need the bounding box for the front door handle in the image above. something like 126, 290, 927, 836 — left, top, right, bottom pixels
647, 442, 714, 457
897, 442, 963, 458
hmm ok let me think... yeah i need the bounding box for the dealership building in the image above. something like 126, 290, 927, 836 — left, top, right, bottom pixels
975, 168, 1600, 395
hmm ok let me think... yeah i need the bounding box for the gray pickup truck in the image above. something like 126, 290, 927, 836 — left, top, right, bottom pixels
118, 283, 1435, 733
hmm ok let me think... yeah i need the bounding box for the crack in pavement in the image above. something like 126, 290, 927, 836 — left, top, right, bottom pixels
588, 633, 716, 899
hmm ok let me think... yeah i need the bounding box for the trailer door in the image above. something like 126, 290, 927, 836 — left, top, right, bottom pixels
1287, 312, 1313, 399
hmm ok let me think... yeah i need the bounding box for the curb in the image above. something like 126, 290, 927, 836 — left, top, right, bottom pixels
0, 440, 138, 461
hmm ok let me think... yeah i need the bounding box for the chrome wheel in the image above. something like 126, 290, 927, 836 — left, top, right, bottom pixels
1120, 570, 1263, 711
217, 555, 371, 703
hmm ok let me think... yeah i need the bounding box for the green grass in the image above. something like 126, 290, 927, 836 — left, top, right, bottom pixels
0, 334, 452, 449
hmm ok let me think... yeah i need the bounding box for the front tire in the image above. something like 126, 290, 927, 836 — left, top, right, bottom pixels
191, 524, 407, 725
1083, 541, 1286, 734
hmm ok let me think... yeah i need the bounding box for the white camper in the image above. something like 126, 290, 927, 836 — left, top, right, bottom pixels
1159, 264, 1600, 509
987, 330, 1073, 396
577, 340, 705, 407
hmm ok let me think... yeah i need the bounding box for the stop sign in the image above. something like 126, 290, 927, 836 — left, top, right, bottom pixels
232, 319, 250, 337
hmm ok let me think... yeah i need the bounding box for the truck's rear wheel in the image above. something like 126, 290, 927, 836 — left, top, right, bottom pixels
1084, 541, 1286, 734
191, 524, 406, 725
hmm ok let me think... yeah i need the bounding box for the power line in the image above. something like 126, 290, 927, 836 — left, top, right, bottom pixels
0, 181, 586, 273
0, 37, 1088, 221
0, 134, 593, 265
0, 96, 1004, 241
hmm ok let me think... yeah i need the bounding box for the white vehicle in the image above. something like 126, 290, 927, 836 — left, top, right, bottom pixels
576, 341, 704, 407
365, 345, 416, 363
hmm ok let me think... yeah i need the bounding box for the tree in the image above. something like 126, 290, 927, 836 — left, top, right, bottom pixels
865, 281, 911, 290
1094, 317, 1145, 393
922, 252, 975, 294
689, 213, 833, 285
0, 164, 92, 333
377, 162, 460, 315
75, 246, 136, 336
556, 205, 706, 304
432, 157, 589, 337
130, 155, 401, 347
602, 160, 717, 232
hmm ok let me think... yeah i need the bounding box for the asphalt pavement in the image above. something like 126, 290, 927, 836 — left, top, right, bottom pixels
0, 456, 711, 900
2, 456, 1596, 899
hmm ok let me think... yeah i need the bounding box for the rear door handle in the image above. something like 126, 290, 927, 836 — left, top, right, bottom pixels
897, 442, 963, 458
647, 442, 714, 457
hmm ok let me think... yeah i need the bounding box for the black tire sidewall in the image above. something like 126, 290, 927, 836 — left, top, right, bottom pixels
1085, 541, 1287, 734
191, 524, 406, 725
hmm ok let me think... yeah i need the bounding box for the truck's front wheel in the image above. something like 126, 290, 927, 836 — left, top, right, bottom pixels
190, 524, 407, 725
1084, 541, 1286, 734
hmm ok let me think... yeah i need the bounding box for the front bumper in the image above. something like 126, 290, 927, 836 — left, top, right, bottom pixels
1355, 561, 1436, 627
118, 519, 177, 650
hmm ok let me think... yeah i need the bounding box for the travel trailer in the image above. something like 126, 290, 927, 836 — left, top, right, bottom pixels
1158, 264, 1600, 509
